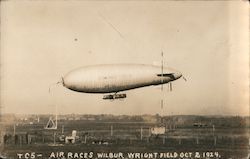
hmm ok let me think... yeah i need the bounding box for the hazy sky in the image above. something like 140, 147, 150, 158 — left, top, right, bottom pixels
0, 1, 249, 115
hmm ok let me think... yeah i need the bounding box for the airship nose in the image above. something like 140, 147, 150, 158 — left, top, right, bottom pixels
62, 72, 79, 90
62, 68, 88, 92
174, 71, 182, 79
62, 76, 70, 88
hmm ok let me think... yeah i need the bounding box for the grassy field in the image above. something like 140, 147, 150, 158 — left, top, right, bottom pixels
1, 117, 250, 159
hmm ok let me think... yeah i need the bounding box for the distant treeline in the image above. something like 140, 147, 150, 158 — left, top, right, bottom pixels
1, 114, 249, 128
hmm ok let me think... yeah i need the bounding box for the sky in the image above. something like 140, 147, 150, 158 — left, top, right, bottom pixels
0, 1, 249, 116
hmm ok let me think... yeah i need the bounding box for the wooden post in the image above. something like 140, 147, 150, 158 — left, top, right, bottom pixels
62, 125, 64, 134
214, 136, 216, 146
231, 137, 234, 146
84, 135, 87, 144
212, 125, 215, 136
42, 135, 45, 143
28, 135, 30, 145
19, 136, 22, 146
53, 132, 56, 145
140, 127, 143, 140
13, 124, 16, 136
110, 125, 113, 137
148, 127, 151, 136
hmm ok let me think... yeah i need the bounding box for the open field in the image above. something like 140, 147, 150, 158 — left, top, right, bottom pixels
1, 115, 249, 159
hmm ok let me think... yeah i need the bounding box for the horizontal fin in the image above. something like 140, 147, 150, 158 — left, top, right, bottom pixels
157, 73, 174, 77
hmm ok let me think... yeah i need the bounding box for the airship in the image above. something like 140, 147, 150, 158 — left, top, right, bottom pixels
62, 64, 183, 100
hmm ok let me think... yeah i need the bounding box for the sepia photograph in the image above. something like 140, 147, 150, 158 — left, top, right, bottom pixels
0, 1, 249, 159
